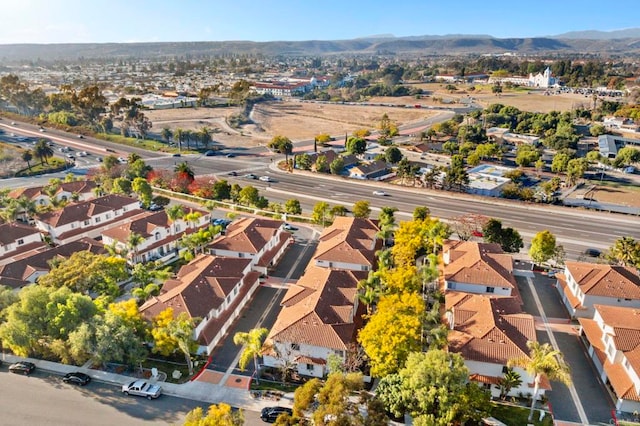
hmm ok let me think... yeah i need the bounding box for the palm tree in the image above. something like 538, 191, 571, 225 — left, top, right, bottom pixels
174, 162, 195, 183
166, 204, 185, 223
174, 128, 184, 153
499, 368, 523, 400
508, 341, 572, 422
127, 152, 142, 164
183, 130, 193, 150
33, 139, 53, 165
161, 127, 173, 145
16, 196, 36, 221
233, 328, 269, 383
127, 232, 145, 263
607, 237, 640, 267
22, 150, 33, 170
198, 126, 212, 150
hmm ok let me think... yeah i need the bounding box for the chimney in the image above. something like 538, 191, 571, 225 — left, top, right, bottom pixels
446, 308, 455, 330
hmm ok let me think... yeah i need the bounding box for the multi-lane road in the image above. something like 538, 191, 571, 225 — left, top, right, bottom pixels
3, 116, 639, 261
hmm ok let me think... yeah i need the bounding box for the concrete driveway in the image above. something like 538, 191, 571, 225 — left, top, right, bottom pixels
519, 274, 615, 424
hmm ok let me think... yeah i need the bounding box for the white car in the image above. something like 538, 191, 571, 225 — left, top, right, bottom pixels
372, 190, 387, 196
117, 157, 128, 164
77, 151, 88, 157
259, 176, 272, 182
122, 380, 162, 400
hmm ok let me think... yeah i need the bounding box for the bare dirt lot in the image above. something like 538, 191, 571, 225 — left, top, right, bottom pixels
145, 101, 438, 147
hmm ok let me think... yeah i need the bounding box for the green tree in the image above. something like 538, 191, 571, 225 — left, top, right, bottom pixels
233, 328, 268, 383
315, 155, 329, 173
509, 341, 571, 422
183, 403, 244, 426
312, 372, 365, 425
238, 185, 260, 206
132, 177, 153, 207
174, 162, 195, 183
482, 219, 524, 253
21, 149, 33, 170
607, 237, 640, 267
345, 137, 367, 155
385, 146, 403, 164
312, 201, 331, 226
112, 177, 132, 195
284, 199, 302, 215
295, 153, 312, 170
529, 230, 558, 265
151, 308, 199, 374
33, 138, 53, 165
268, 135, 293, 162
353, 200, 371, 219
551, 152, 571, 173
515, 144, 541, 167
161, 127, 173, 144
413, 206, 431, 221
358, 293, 424, 377
499, 368, 522, 400
329, 157, 344, 175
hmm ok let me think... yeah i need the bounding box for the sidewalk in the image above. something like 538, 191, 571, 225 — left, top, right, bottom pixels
2, 353, 293, 412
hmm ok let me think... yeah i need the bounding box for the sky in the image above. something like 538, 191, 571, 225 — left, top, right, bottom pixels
1, 0, 639, 45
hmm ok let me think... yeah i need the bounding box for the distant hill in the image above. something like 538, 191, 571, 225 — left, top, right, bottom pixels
551, 28, 640, 39
1, 32, 640, 61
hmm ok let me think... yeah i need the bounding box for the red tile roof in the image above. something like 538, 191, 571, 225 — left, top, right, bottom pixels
139, 254, 252, 321
37, 194, 139, 228
565, 261, 640, 300
445, 292, 536, 365
0, 222, 41, 245
443, 241, 516, 289
208, 217, 283, 255
313, 217, 380, 268
267, 266, 367, 351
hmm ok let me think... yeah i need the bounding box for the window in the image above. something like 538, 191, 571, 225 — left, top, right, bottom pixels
335, 350, 344, 358
291, 343, 300, 350
17, 239, 24, 245
486, 287, 495, 293
175, 224, 181, 232
84, 220, 91, 226
502, 365, 509, 374
234, 287, 239, 295
155, 232, 161, 241
306, 363, 313, 371
95, 217, 101, 224
106, 213, 111, 220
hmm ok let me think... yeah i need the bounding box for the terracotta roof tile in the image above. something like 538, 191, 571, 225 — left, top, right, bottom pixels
267, 266, 367, 350
208, 217, 283, 254
313, 217, 380, 267
565, 261, 640, 300
445, 292, 536, 365
444, 241, 516, 289
37, 194, 138, 228
0, 222, 41, 245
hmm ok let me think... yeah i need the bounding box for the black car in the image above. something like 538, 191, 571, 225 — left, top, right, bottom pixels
227, 171, 238, 176
260, 406, 293, 423
9, 361, 36, 375
584, 248, 601, 257
204, 150, 216, 156
244, 173, 258, 179
63, 372, 91, 386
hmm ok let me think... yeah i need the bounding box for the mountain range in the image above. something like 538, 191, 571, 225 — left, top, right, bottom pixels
1, 29, 639, 62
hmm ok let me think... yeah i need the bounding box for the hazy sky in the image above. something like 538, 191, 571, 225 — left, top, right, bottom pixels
1, 0, 638, 44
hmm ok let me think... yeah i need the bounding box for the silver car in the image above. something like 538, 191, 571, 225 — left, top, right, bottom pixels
121, 380, 162, 400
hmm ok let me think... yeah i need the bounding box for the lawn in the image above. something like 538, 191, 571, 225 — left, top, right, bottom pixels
490, 402, 554, 426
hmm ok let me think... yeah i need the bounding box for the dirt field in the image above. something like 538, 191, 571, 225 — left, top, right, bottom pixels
145, 101, 437, 146
590, 184, 640, 208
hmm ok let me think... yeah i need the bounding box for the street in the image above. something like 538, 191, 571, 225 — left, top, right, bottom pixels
0, 369, 262, 425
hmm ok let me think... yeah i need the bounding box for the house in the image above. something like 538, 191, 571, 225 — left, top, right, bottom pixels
0, 238, 105, 289
487, 128, 540, 147
555, 261, 640, 318
207, 217, 292, 275
263, 266, 367, 378
34, 195, 141, 244
313, 217, 380, 271
0, 222, 46, 266
598, 134, 640, 158
101, 207, 211, 265
9, 180, 97, 208
442, 241, 518, 298
348, 160, 390, 180
578, 304, 640, 413
445, 292, 547, 399
139, 254, 261, 354
467, 164, 514, 198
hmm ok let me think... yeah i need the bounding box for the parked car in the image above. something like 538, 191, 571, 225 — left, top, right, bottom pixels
259, 175, 273, 182
148, 203, 163, 211
62, 372, 91, 386
122, 380, 162, 400
9, 361, 36, 375
260, 406, 293, 423
283, 223, 298, 231
212, 218, 232, 228
172, 153, 181, 157
372, 190, 387, 196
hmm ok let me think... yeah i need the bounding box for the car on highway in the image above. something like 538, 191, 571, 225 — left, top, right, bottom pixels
372, 190, 387, 196
122, 380, 162, 400
283, 223, 298, 231
584, 248, 601, 257
227, 171, 238, 176
9, 361, 36, 375
11, 121, 16, 125
204, 150, 216, 156
225, 153, 235, 158
77, 134, 84, 139
77, 151, 88, 157
62, 372, 91, 386
244, 173, 258, 179
259, 175, 273, 182
117, 157, 127, 164
260, 406, 293, 423
172, 153, 181, 157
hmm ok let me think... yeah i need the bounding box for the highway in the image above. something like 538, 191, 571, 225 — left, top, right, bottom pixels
3, 116, 639, 261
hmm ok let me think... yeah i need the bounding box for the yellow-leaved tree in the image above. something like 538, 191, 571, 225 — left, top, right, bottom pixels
183, 403, 244, 426
151, 308, 199, 375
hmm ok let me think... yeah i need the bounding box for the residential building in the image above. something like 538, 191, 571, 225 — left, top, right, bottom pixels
487, 127, 540, 146
263, 266, 367, 377
207, 217, 292, 275
0, 238, 105, 289
348, 160, 390, 180
313, 217, 380, 271
556, 261, 640, 318
466, 164, 514, 198
34, 195, 141, 244
0, 222, 46, 266
101, 207, 211, 265
578, 304, 640, 413
442, 241, 518, 298
9, 180, 97, 208
598, 134, 640, 158
445, 292, 546, 399
139, 254, 261, 354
